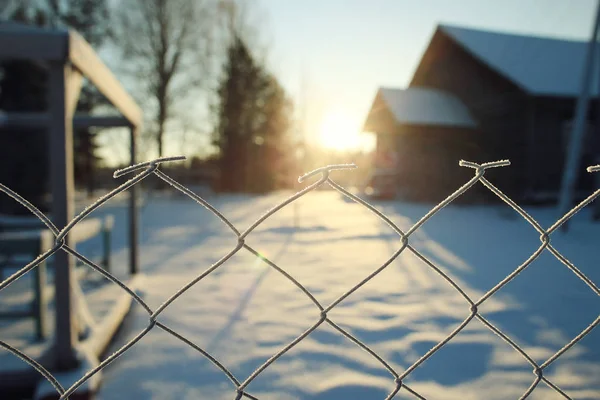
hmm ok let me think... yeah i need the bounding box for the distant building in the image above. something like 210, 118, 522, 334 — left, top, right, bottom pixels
363, 24, 600, 203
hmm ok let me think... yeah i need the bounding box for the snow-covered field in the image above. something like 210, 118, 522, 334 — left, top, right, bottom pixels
88, 189, 600, 400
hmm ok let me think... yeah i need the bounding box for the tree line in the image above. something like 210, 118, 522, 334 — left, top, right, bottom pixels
0, 0, 296, 214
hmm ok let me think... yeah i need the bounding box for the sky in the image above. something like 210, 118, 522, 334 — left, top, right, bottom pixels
257, 0, 599, 151
95, 0, 599, 165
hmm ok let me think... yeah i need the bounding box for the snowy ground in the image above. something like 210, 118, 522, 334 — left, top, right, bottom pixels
14, 187, 600, 399
86, 187, 600, 400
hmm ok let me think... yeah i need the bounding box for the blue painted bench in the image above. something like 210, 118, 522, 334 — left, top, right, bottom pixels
0, 215, 114, 340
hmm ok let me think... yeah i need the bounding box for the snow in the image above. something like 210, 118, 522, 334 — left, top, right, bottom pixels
440, 24, 599, 97
35, 347, 102, 400
77, 190, 600, 400
1, 188, 599, 399
379, 87, 477, 128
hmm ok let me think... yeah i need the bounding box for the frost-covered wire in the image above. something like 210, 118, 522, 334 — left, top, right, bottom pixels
0, 158, 599, 399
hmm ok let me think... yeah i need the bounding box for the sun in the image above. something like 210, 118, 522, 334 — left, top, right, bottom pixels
318, 110, 361, 151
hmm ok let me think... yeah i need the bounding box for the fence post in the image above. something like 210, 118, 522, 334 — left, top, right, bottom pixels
48, 62, 78, 369
129, 124, 139, 275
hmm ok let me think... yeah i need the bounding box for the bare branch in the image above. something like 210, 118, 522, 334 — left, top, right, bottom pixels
111, 0, 219, 157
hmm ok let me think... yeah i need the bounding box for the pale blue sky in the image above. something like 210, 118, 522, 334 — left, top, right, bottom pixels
257, 0, 598, 149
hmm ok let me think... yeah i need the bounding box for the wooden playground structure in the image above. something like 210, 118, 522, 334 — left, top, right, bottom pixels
0, 21, 142, 398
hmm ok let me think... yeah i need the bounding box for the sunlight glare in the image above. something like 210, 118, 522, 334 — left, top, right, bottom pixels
318, 110, 361, 151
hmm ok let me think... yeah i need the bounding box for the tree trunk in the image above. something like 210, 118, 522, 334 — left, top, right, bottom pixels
157, 109, 166, 157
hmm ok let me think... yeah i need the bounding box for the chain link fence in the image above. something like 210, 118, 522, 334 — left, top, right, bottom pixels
1, 156, 599, 399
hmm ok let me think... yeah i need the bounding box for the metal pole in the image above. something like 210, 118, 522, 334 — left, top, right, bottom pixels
129, 125, 139, 275
558, 0, 600, 231
48, 63, 78, 369
594, 46, 600, 221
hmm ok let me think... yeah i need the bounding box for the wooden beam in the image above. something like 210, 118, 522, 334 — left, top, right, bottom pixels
80, 275, 145, 358
0, 112, 132, 129
48, 61, 78, 369
66, 67, 83, 118
0, 310, 35, 319
0, 25, 68, 61
0, 218, 104, 244
0, 230, 50, 254
73, 115, 132, 128
33, 246, 49, 341
68, 31, 142, 128
0, 24, 142, 128
0, 112, 48, 128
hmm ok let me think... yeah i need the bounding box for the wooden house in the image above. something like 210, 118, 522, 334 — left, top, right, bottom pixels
364, 24, 600, 203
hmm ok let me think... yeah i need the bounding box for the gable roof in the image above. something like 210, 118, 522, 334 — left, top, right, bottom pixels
363, 87, 477, 133
436, 24, 597, 97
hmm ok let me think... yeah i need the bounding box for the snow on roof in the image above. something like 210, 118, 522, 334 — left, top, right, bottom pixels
439, 24, 596, 97
377, 87, 477, 128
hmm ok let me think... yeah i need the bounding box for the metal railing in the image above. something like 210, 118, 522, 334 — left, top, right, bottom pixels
1, 157, 599, 399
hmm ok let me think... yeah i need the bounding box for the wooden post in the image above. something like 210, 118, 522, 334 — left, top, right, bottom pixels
34, 231, 53, 341
33, 259, 48, 341
129, 125, 139, 275
48, 62, 78, 369
102, 216, 113, 273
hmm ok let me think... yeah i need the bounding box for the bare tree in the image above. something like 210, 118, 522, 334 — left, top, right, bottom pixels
216, 0, 269, 63
111, 0, 218, 157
